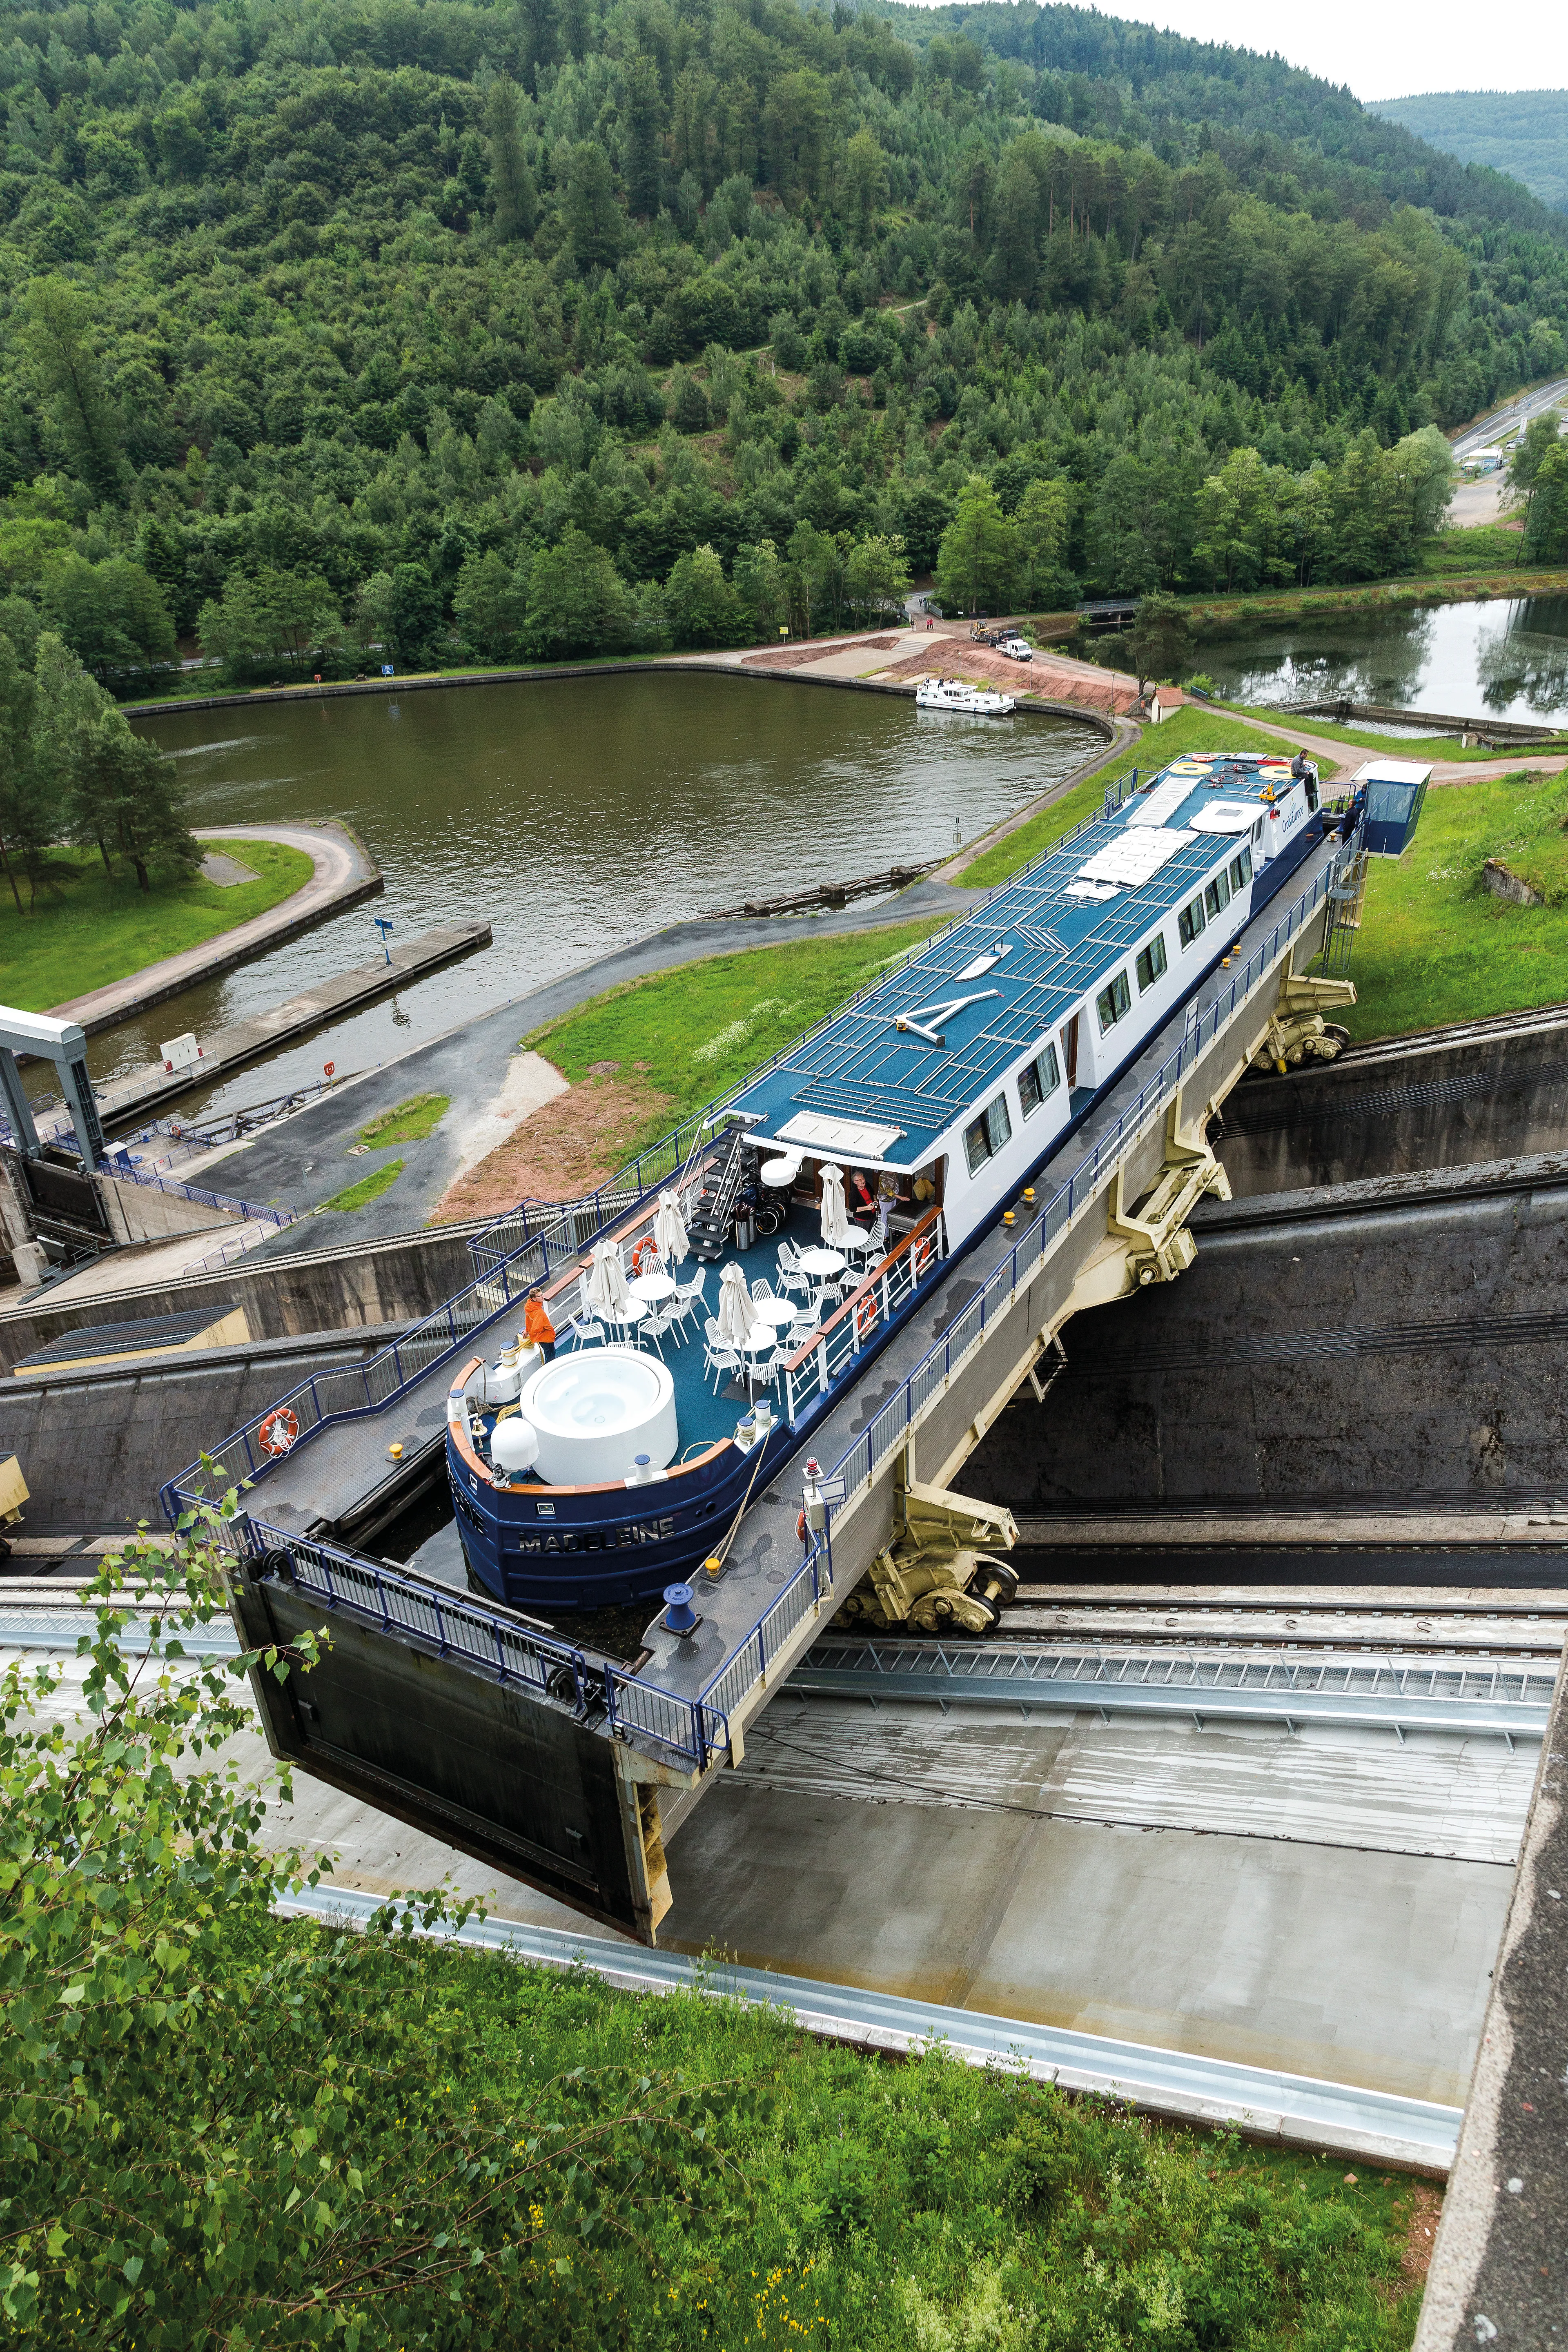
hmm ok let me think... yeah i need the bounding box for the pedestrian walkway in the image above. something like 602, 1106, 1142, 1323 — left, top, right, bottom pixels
46, 820, 383, 1037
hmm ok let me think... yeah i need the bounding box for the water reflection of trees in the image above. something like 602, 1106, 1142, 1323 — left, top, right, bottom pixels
1209, 612, 1434, 708
1475, 599, 1568, 719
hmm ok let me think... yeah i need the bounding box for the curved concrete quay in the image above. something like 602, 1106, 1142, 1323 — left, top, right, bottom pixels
45, 820, 383, 1037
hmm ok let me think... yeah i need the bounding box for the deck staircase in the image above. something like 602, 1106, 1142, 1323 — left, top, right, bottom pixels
686, 1125, 750, 1262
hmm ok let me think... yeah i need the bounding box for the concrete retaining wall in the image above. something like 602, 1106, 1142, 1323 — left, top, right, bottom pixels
0, 1219, 487, 1376
966, 1152, 1568, 1513
1219, 1007, 1568, 1197
0, 1322, 414, 1532
97, 1171, 231, 1246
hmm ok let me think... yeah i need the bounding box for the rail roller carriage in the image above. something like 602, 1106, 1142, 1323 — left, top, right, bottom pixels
0, 1454, 27, 1560
428, 748, 1345, 1615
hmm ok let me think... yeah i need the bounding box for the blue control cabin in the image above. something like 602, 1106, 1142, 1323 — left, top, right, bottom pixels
442, 748, 1332, 1610
1352, 759, 1432, 860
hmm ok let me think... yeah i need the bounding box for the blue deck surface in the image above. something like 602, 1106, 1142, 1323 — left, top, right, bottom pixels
543, 1216, 837, 1465
734, 751, 1294, 1164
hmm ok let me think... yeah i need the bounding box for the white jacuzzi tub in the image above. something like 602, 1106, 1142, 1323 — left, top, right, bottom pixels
517, 1348, 677, 1486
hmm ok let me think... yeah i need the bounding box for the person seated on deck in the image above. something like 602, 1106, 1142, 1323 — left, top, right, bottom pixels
523, 1290, 556, 1360
847, 1168, 877, 1227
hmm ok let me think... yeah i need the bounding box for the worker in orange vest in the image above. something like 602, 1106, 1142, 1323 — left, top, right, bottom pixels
523, 1290, 556, 1359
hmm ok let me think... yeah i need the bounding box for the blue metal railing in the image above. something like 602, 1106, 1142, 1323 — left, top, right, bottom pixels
241, 1516, 736, 1771
102, 1151, 299, 1234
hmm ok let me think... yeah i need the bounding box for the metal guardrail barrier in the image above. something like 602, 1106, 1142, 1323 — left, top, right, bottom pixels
794, 1640, 1556, 1740
274, 1882, 1463, 2171
102, 1151, 298, 1234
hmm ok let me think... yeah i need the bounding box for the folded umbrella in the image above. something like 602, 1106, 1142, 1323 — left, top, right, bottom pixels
716, 1261, 754, 1350
654, 1189, 689, 1267
819, 1162, 850, 1249
586, 1239, 631, 1321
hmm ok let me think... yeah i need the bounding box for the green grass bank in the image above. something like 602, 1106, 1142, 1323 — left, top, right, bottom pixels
1344, 763, 1568, 1038
306, 1924, 1433, 2351
521, 917, 940, 1152
0, 837, 314, 1011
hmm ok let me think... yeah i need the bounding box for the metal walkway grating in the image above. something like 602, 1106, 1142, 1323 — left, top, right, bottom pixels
793, 1639, 1557, 1737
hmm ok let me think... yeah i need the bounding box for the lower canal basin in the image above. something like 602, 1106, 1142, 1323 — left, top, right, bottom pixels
111, 672, 1102, 1123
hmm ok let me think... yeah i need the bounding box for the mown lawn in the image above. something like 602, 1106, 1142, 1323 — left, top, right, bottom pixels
1345, 764, 1568, 1038
0, 837, 314, 1009
961, 708, 1334, 887
521, 917, 940, 1145
330, 1925, 1432, 2351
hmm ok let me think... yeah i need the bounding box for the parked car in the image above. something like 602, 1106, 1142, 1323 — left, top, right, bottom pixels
998, 635, 1034, 662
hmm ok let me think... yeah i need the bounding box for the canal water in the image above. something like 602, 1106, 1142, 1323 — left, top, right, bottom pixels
102, 674, 1099, 1120
1197, 594, 1568, 730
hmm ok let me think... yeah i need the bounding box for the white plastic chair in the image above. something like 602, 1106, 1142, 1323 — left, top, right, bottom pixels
785, 1299, 822, 1350
706, 1343, 741, 1394
648, 1301, 683, 1350
566, 1314, 604, 1351
775, 1241, 810, 1301
751, 1276, 780, 1308
668, 1269, 706, 1338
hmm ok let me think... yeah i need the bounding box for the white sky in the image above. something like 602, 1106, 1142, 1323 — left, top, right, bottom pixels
908, 0, 1568, 107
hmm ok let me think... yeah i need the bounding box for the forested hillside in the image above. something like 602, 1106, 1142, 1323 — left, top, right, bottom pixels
2, 0, 1568, 689
1371, 90, 1568, 216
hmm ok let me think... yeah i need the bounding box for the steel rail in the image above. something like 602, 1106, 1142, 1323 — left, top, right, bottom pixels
272, 1882, 1460, 2173
791, 1640, 1555, 1740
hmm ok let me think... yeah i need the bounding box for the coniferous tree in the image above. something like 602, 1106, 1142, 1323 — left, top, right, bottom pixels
484, 75, 536, 243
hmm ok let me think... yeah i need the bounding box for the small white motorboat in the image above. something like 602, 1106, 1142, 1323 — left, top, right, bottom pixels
915, 675, 1017, 716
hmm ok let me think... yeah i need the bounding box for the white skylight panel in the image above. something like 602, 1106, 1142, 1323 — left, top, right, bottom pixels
1189, 801, 1261, 833
1124, 777, 1197, 827
1075, 828, 1196, 887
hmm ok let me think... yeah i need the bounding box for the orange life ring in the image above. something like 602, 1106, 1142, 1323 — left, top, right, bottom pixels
258, 1405, 299, 1458
797, 1510, 808, 1545
855, 1291, 878, 1343
632, 1238, 656, 1276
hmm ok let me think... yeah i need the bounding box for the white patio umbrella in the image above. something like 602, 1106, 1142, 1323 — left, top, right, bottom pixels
819, 1163, 850, 1249
717, 1262, 754, 1350
586, 1239, 631, 1323
654, 1188, 689, 1267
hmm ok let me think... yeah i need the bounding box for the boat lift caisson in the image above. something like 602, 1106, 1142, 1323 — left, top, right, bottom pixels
436, 747, 1336, 1611
165, 749, 1343, 1617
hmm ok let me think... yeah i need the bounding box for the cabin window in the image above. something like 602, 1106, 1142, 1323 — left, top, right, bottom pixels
1017, 1043, 1061, 1117
1135, 934, 1168, 992
1096, 971, 1131, 1033
964, 1091, 1013, 1174
1228, 846, 1253, 893
1204, 869, 1232, 922
1305, 775, 1319, 812
1178, 893, 1207, 949
1251, 818, 1264, 844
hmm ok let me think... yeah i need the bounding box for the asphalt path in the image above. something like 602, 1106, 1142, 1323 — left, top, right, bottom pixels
211, 875, 989, 1249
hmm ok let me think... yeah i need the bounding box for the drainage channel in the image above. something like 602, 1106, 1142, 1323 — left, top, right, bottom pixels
276, 1882, 1461, 2175
793, 1638, 1557, 1740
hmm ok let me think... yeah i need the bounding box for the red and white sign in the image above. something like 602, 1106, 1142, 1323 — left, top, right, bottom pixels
257, 1406, 300, 1458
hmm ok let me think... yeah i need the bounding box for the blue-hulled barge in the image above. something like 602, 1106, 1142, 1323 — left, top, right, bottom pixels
430, 748, 1331, 1609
